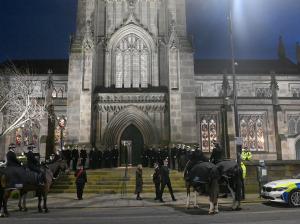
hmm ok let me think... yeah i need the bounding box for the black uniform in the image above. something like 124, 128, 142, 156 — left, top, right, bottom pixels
74, 168, 87, 200
159, 165, 176, 202
88, 149, 94, 169
27, 150, 45, 185
26, 150, 40, 173
80, 149, 87, 168
95, 150, 102, 169
6, 150, 22, 167
111, 148, 119, 167
72, 148, 79, 171
153, 166, 161, 200
210, 144, 223, 164
170, 147, 177, 170
103, 149, 111, 168
63, 148, 72, 168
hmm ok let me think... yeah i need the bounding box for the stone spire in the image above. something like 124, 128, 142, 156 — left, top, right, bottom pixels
278, 35, 286, 60
221, 74, 231, 98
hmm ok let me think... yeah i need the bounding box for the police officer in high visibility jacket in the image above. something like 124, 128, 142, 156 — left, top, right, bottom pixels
240, 147, 252, 199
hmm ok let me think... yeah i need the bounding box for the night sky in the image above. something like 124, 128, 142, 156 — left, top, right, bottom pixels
0, 0, 300, 63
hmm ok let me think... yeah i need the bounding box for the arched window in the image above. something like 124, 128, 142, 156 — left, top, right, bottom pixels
57, 88, 63, 98
240, 115, 265, 151
200, 115, 218, 152
52, 89, 57, 98
114, 33, 150, 88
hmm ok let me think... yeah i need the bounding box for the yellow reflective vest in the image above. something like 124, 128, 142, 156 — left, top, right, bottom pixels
241, 162, 246, 179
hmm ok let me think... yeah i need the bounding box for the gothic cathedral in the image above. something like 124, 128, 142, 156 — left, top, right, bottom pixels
66, 0, 197, 151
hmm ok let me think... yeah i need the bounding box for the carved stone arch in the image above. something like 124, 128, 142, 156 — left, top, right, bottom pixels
105, 24, 158, 88
102, 106, 159, 147
107, 24, 156, 51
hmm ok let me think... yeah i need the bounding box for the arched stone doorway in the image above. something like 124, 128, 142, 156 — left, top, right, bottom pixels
102, 106, 159, 165
120, 124, 144, 166
296, 139, 300, 160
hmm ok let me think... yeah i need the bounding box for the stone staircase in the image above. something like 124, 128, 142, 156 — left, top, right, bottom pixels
50, 168, 186, 194
50, 162, 300, 195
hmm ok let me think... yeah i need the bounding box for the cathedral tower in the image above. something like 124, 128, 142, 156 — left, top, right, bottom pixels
66, 0, 197, 154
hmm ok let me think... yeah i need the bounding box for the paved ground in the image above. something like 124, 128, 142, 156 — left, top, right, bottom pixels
2, 193, 300, 224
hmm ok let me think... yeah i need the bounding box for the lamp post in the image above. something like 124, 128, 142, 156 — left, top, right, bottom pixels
57, 116, 67, 151
228, 0, 242, 164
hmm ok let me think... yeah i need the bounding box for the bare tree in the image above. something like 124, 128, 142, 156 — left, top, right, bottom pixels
0, 64, 47, 138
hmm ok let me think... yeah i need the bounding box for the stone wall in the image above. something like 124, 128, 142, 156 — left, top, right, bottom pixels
195, 74, 300, 160
244, 161, 300, 193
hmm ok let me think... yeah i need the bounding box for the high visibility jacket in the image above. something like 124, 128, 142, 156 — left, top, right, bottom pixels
241, 149, 252, 161
241, 162, 246, 179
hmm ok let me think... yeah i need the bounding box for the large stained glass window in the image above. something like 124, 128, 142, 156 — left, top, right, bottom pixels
240, 114, 265, 151
200, 115, 218, 152
114, 33, 150, 88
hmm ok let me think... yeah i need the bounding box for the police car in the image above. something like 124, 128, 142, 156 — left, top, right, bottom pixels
261, 176, 300, 207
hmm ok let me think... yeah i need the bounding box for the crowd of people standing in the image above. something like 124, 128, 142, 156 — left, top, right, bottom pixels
61, 145, 119, 171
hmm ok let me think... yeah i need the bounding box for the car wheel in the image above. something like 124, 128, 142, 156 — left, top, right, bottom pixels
288, 190, 300, 207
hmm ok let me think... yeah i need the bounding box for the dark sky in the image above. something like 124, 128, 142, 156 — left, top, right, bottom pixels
0, 0, 300, 63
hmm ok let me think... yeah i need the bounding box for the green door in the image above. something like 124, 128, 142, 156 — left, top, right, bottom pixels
120, 124, 144, 166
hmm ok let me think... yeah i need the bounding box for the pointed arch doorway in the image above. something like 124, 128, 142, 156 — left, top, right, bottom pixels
120, 124, 144, 166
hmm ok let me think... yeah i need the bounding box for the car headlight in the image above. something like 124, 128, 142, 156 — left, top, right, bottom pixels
274, 187, 288, 191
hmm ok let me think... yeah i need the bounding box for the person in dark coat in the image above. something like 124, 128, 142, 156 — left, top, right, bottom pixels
141, 146, 148, 167
26, 145, 44, 185
111, 145, 119, 167
153, 163, 161, 200
63, 146, 72, 169
159, 160, 176, 202
135, 164, 143, 200
80, 146, 88, 168
53, 150, 61, 162
88, 148, 95, 169
6, 144, 22, 167
72, 146, 79, 171
170, 145, 177, 170
210, 141, 224, 164
95, 149, 103, 169
74, 164, 87, 200
103, 148, 111, 168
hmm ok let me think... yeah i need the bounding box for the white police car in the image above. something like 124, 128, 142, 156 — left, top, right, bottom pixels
261, 177, 300, 207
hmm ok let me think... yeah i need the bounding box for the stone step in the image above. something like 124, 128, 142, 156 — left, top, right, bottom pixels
50, 188, 187, 194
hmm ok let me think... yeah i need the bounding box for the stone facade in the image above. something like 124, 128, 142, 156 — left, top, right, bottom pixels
1, 0, 300, 161
194, 73, 300, 160
66, 0, 197, 149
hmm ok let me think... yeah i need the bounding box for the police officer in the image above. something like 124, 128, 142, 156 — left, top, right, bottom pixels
6, 143, 22, 167
80, 146, 88, 168
63, 146, 72, 169
210, 141, 223, 164
26, 144, 44, 185
111, 145, 119, 167
88, 148, 95, 169
170, 145, 177, 170
241, 147, 252, 199
72, 146, 79, 171
153, 163, 161, 200
159, 159, 176, 202
103, 148, 111, 168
